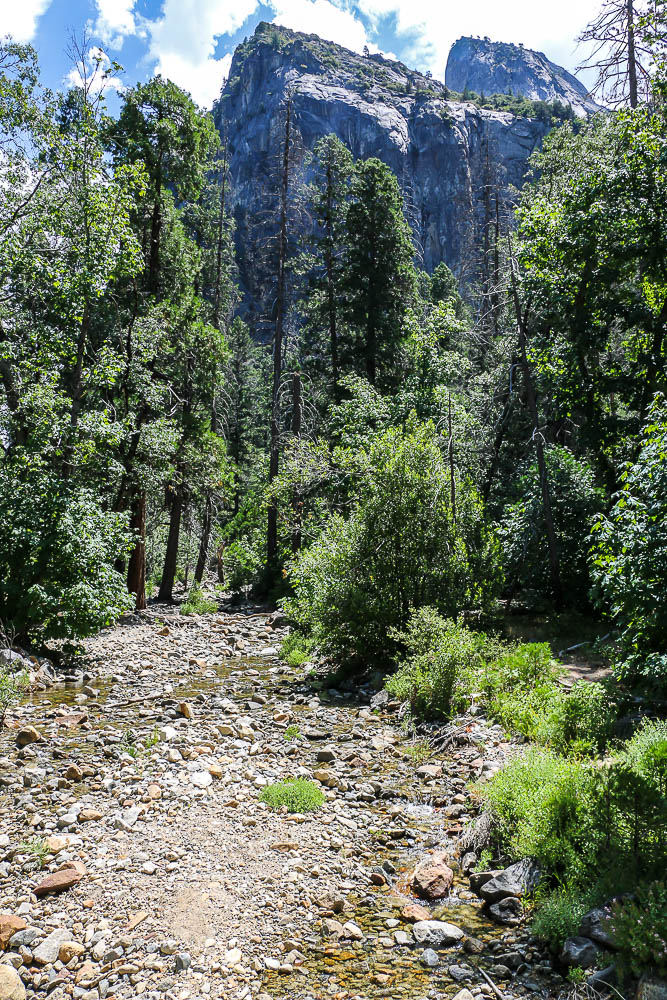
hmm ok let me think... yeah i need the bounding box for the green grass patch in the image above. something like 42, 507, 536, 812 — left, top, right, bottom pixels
259, 777, 325, 813
180, 584, 218, 616
279, 631, 314, 667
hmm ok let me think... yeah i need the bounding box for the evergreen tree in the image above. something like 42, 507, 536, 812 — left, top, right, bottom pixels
343, 158, 417, 386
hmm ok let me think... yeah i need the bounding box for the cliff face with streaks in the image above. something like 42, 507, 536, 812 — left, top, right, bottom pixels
216, 24, 554, 307
445, 36, 600, 118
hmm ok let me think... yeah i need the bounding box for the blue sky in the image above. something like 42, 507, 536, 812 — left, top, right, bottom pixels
1, 0, 601, 108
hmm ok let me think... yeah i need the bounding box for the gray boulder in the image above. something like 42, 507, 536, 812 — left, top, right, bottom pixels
486, 896, 522, 926
478, 858, 540, 903
579, 906, 616, 949
412, 920, 464, 948
560, 936, 601, 969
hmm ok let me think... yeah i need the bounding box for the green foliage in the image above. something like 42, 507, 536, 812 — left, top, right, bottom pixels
280, 632, 314, 668
499, 447, 605, 605
283, 724, 302, 741
0, 464, 132, 644
19, 837, 49, 869
286, 419, 501, 671
531, 888, 593, 949
259, 778, 325, 813
0, 662, 28, 723
180, 584, 218, 616
343, 158, 418, 386
609, 881, 667, 979
481, 720, 667, 948
386, 608, 492, 719
590, 398, 667, 687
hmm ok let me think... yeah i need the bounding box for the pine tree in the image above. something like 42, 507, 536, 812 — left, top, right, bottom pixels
343, 158, 417, 386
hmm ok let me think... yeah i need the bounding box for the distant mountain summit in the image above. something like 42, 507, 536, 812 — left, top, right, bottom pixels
445, 37, 601, 117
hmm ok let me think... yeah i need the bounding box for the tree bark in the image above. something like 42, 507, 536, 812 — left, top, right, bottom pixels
291, 372, 302, 553
509, 253, 563, 608
158, 486, 183, 602
266, 95, 292, 570
194, 494, 212, 585
627, 0, 638, 108
127, 490, 147, 611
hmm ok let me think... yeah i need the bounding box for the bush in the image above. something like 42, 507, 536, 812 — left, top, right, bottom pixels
609, 881, 667, 979
531, 888, 593, 950
0, 464, 132, 645
259, 778, 325, 813
285, 420, 501, 671
280, 631, 314, 668
590, 398, 667, 688
385, 608, 492, 719
499, 446, 604, 605
180, 584, 217, 616
0, 662, 28, 724
480, 720, 667, 954
481, 645, 616, 756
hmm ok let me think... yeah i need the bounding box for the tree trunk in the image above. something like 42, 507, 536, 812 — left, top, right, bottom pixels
194, 495, 212, 585
325, 159, 339, 396
291, 372, 302, 553
627, 0, 638, 108
266, 95, 292, 570
158, 487, 183, 602
127, 490, 147, 611
509, 253, 563, 608
448, 393, 457, 524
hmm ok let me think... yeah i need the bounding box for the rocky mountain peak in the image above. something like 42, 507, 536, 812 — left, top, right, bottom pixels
445, 36, 601, 118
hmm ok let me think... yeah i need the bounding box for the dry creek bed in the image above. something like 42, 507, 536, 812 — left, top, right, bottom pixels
0, 605, 570, 1000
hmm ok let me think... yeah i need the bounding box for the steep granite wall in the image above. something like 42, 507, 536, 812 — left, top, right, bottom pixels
445, 36, 600, 117
217, 24, 552, 306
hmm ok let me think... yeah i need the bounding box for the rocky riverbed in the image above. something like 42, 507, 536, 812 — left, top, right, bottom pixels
0, 606, 570, 1000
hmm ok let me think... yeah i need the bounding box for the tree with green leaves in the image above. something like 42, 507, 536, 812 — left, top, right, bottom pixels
343, 157, 417, 386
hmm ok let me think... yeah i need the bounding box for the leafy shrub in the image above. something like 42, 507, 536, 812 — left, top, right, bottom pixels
283, 724, 301, 741
180, 584, 217, 616
285, 420, 501, 671
0, 662, 28, 724
480, 749, 597, 885
590, 398, 667, 688
280, 631, 314, 668
385, 608, 492, 719
531, 888, 593, 949
609, 881, 667, 978
482, 645, 616, 756
499, 446, 604, 605
260, 778, 325, 813
0, 464, 132, 645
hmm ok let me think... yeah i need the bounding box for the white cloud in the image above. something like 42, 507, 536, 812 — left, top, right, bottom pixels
94, 0, 139, 49
356, 0, 602, 80
1, 0, 52, 43
147, 0, 258, 107
269, 0, 370, 54
65, 45, 125, 93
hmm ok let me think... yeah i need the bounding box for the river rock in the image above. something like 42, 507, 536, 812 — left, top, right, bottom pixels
420, 948, 440, 967
0, 915, 26, 949
478, 858, 540, 903
412, 920, 464, 948
402, 903, 431, 923
412, 850, 454, 900
453, 991, 476, 1000
486, 896, 522, 925
34, 868, 83, 896
560, 936, 601, 968
637, 977, 667, 1000
33, 928, 73, 964
579, 906, 616, 949
58, 940, 85, 962
16, 726, 41, 747
0, 967, 25, 1000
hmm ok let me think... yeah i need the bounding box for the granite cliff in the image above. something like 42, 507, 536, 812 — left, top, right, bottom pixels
445, 36, 600, 118
216, 24, 560, 306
